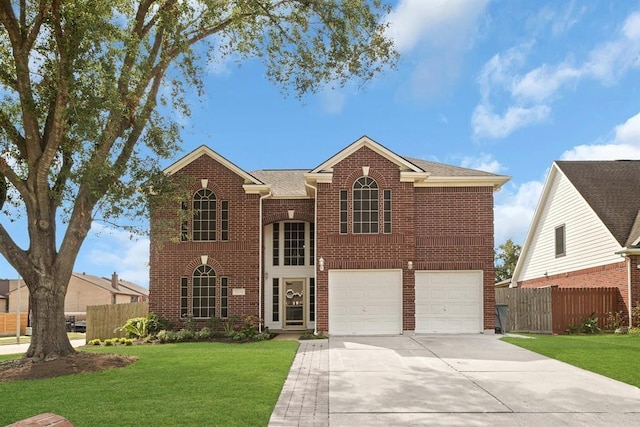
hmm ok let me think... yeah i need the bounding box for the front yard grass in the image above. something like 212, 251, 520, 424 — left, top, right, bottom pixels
502, 334, 640, 387
0, 340, 298, 427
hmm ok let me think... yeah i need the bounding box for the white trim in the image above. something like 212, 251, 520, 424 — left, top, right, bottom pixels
164, 145, 264, 185
412, 175, 510, 190
310, 136, 423, 174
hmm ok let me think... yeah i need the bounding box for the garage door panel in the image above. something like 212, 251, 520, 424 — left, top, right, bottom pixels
415, 271, 482, 334
329, 270, 402, 335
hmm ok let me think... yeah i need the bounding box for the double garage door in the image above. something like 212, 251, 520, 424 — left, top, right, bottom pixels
328, 270, 482, 335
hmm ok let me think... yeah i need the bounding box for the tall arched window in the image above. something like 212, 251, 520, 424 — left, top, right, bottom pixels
192, 265, 216, 318
353, 177, 378, 234
193, 189, 216, 241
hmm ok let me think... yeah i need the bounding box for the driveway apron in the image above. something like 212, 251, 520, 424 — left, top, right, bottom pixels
270, 335, 640, 426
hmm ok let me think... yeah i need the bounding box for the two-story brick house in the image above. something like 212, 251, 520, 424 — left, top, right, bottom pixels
149, 136, 509, 334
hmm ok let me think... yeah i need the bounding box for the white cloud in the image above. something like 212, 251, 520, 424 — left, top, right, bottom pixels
512, 63, 582, 103
83, 223, 149, 287
472, 104, 550, 139
560, 112, 640, 160
475, 9, 640, 139
494, 180, 545, 245
386, 0, 489, 52
386, 0, 488, 100
460, 153, 504, 174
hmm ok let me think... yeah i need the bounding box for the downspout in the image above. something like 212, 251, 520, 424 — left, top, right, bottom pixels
628, 256, 633, 327
258, 190, 272, 333
304, 181, 318, 335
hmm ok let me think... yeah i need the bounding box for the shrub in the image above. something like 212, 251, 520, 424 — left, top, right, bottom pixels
197, 326, 212, 339
115, 317, 149, 339
629, 327, 640, 336
224, 315, 262, 341
124, 339, 134, 346
300, 331, 327, 340
206, 317, 223, 332
605, 311, 626, 331
147, 312, 174, 336
88, 339, 102, 346
156, 329, 178, 343
176, 328, 194, 341
103, 339, 115, 346
181, 315, 197, 333
581, 312, 601, 334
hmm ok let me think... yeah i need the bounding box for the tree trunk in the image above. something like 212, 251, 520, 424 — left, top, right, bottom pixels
25, 277, 75, 361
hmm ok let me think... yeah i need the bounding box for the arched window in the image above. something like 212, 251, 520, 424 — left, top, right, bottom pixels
193, 189, 216, 241
353, 177, 378, 234
192, 265, 216, 318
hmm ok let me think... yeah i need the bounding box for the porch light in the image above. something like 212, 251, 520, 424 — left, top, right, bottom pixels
407, 261, 413, 270
319, 257, 325, 271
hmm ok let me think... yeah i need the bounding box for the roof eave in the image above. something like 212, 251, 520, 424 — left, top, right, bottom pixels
413, 175, 511, 191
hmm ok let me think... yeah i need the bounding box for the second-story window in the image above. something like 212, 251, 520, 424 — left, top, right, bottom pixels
353, 177, 379, 234
193, 189, 216, 241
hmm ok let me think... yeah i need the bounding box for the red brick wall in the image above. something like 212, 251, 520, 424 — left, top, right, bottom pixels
262, 199, 314, 225
518, 261, 629, 314
315, 147, 416, 331
150, 146, 499, 333
314, 146, 496, 332
149, 154, 260, 327
414, 186, 496, 330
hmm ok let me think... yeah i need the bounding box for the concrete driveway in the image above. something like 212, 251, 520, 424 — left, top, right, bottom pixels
270, 334, 640, 426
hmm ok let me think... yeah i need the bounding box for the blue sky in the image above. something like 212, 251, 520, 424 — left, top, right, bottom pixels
2, 0, 640, 287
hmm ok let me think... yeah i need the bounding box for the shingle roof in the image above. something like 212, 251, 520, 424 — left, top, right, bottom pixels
555, 160, 640, 247
251, 159, 502, 197
404, 157, 501, 177
250, 170, 309, 197
72, 273, 148, 296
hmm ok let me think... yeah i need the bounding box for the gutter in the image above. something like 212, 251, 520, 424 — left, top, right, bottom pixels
304, 180, 318, 335
258, 190, 272, 333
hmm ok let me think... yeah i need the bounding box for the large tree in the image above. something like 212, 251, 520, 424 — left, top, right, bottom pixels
495, 238, 522, 283
0, 0, 397, 360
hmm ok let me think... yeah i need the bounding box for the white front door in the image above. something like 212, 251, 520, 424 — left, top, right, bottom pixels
328, 270, 402, 335
414, 271, 483, 333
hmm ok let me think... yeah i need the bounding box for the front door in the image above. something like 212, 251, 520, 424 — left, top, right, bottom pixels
284, 279, 305, 330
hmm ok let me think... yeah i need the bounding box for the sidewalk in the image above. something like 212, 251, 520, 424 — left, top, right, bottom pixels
269, 339, 329, 426
0, 339, 86, 355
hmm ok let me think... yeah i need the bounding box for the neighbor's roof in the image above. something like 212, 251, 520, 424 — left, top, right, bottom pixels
72, 273, 148, 296
555, 160, 640, 247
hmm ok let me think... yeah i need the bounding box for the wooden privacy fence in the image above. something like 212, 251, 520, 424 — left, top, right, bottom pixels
496, 287, 619, 334
0, 313, 28, 335
86, 302, 149, 341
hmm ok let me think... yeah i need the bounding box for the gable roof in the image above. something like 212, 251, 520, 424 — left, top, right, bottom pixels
555, 160, 640, 247
310, 135, 425, 174
305, 135, 509, 190
163, 145, 269, 194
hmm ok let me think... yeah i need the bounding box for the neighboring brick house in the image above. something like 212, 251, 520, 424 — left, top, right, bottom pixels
149, 136, 509, 334
511, 161, 640, 322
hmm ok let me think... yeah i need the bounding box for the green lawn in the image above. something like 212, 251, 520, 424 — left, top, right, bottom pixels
502, 334, 640, 387
0, 341, 299, 426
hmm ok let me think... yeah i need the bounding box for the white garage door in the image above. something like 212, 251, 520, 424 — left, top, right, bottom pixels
415, 271, 483, 333
329, 270, 402, 335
